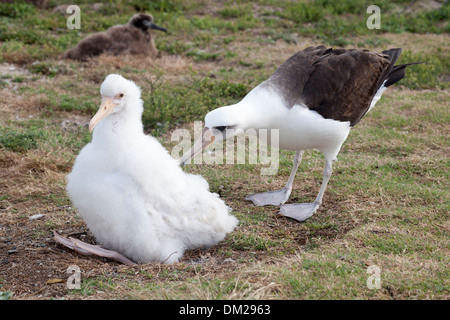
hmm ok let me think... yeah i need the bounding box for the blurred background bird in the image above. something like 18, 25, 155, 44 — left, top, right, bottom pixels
64, 13, 166, 61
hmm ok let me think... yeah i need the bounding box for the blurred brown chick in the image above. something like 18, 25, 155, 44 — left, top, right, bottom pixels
64, 13, 166, 61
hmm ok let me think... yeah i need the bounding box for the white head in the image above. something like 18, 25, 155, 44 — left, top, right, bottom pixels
179, 81, 282, 166
89, 74, 142, 132
205, 105, 246, 139
180, 103, 249, 166
178, 83, 280, 166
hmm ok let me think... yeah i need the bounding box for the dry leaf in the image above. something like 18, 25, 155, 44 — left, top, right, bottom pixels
46, 278, 64, 285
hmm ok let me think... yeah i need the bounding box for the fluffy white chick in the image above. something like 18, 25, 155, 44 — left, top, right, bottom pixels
66, 74, 238, 264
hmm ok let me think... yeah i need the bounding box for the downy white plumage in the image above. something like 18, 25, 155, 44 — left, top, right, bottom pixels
66, 74, 238, 264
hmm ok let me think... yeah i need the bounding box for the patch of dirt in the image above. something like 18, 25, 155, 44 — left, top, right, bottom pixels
0, 63, 30, 78
404, 0, 443, 14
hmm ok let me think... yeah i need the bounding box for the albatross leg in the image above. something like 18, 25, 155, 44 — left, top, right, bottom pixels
246, 150, 304, 206
279, 158, 333, 222
53, 231, 136, 265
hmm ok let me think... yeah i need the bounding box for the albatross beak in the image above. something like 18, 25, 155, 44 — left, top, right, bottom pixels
180, 127, 215, 166
89, 97, 114, 133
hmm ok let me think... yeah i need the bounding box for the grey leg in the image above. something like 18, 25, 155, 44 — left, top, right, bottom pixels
53, 231, 136, 265
279, 158, 333, 222
246, 150, 304, 206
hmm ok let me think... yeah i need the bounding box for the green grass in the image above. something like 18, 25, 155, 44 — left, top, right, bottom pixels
0, 291, 13, 300
141, 78, 248, 134
1, 0, 448, 80
396, 50, 449, 89
0, 124, 47, 152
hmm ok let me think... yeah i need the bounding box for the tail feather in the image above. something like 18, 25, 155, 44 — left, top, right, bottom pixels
376, 48, 402, 89
385, 62, 426, 87
360, 49, 425, 124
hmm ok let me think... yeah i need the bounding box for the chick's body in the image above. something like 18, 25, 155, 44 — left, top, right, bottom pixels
64, 14, 164, 61
67, 75, 237, 263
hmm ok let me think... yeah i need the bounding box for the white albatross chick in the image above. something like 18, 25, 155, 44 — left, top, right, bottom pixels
65, 74, 238, 264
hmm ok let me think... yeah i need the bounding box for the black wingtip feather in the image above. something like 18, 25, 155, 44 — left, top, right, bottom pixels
374, 48, 402, 89
384, 65, 407, 87
385, 61, 427, 87
382, 48, 402, 64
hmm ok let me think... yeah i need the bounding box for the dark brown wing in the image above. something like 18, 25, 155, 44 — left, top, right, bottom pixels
303, 48, 395, 126
64, 32, 112, 61
266, 46, 403, 126
264, 46, 331, 108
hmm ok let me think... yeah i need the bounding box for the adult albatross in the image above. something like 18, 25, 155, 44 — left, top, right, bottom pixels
180, 46, 422, 222
62, 74, 238, 264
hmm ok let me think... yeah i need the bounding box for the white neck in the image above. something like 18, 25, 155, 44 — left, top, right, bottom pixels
92, 103, 144, 147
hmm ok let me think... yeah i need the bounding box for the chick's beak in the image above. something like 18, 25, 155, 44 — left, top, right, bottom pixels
180, 127, 215, 166
150, 22, 167, 32
89, 97, 114, 133
142, 20, 167, 32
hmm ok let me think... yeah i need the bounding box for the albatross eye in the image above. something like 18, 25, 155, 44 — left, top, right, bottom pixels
119, 93, 124, 98
215, 126, 227, 132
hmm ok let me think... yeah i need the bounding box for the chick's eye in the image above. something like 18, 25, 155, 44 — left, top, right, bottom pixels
119, 93, 124, 98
